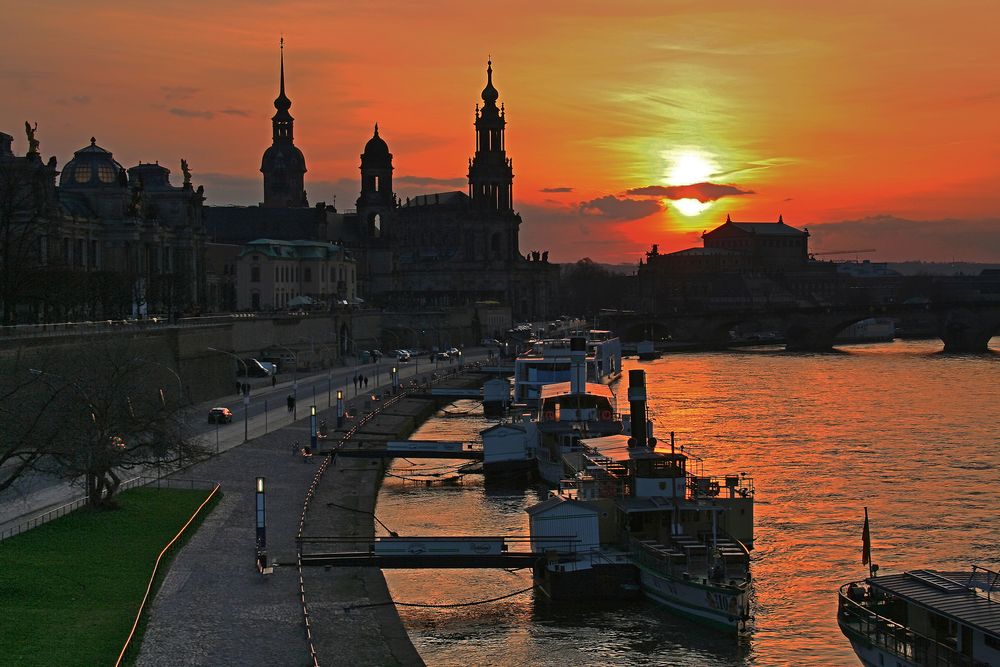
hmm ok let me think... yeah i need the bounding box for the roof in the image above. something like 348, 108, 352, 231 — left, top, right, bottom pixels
869, 570, 1000, 637
705, 219, 807, 237
616, 497, 719, 514
538, 381, 614, 400
667, 247, 743, 257
204, 206, 326, 244
581, 434, 684, 463
526, 495, 597, 517
239, 238, 349, 260
400, 191, 469, 208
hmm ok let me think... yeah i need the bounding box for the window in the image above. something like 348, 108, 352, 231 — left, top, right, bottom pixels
97, 164, 117, 184
304, 267, 311, 282
90, 240, 98, 267
251, 266, 260, 283
73, 165, 92, 183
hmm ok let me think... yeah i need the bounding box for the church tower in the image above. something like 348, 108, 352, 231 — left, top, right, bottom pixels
468, 60, 514, 212
356, 124, 393, 238
260, 39, 307, 208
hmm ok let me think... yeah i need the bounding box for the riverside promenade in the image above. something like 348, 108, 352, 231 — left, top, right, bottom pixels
135, 366, 483, 666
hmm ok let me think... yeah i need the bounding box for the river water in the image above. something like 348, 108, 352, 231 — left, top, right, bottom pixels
375, 339, 1000, 666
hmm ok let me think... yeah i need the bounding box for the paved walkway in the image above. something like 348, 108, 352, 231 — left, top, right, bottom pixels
134, 375, 476, 666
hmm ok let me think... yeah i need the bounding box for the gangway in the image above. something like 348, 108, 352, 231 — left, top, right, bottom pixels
336, 440, 484, 460
297, 535, 577, 568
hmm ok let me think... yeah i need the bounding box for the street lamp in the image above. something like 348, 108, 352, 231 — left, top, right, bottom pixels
336, 389, 344, 428
255, 476, 267, 572
207, 347, 249, 442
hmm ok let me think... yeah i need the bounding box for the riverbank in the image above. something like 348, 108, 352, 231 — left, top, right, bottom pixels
135, 366, 484, 666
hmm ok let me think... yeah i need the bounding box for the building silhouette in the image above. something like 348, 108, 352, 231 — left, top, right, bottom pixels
261, 39, 307, 208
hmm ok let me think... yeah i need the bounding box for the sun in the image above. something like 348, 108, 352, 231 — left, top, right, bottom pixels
664, 151, 717, 217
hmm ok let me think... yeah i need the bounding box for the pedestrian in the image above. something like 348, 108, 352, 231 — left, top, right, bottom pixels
287, 394, 294, 413
353, 374, 359, 391
363, 375, 368, 389
272, 375, 277, 388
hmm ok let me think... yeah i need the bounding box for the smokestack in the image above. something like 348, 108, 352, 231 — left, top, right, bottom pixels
628, 369, 647, 449
569, 336, 587, 394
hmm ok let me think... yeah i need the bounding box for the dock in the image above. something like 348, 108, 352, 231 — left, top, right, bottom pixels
336, 440, 483, 459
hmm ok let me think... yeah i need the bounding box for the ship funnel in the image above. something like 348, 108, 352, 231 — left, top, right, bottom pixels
569, 336, 587, 394
628, 369, 648, 449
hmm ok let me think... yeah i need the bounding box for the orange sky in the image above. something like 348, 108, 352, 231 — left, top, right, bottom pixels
3, 1, 1000, 263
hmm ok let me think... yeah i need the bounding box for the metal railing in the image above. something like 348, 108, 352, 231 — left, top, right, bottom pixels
837, 583, 976, 667
0, 475, 217, 542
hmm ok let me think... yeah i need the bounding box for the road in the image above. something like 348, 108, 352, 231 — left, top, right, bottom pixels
0, 348, 492, 535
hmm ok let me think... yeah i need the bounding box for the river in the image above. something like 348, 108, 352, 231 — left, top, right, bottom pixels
375, 339, 1000, 666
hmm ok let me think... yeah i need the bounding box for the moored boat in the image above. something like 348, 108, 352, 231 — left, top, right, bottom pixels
636, 340, 661, 361
838, 566, 1000, 666
526, 368, 755, 631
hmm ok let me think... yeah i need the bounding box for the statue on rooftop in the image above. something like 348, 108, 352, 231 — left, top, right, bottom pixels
24, 121, 39, 155
180, 158, 191, 185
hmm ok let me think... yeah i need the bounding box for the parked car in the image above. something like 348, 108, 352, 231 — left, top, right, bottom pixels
208, 407, 233, 424
446, 347, 460, 356
395, 349, 411, 362
433, 352, 450, 361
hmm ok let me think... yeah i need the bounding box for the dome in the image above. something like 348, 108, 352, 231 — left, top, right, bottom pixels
362, 124, 390, 157
260, 142, 306, 173
60, 137, 126, 189
481, 60, 499, 105
128, 163, 172, 189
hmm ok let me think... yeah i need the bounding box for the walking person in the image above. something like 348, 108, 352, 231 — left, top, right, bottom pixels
353, 374, 359, 392
363, 375, 368, 389
287, 394, 294, 413
271, 374, 277, 388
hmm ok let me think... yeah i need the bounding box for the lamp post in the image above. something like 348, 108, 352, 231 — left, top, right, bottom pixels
336, 389, 344, 428
207, 347, 249, 441
255, 476, 267, 571
310, 405, 318, 453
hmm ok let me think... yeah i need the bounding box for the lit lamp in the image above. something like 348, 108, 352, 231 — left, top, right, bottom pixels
392, 366, 398, 393
336, 390, 344, 428
255, 476, 267, 572
310, 405, 318, 453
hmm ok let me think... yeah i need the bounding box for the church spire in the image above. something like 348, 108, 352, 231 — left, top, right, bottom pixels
274, 37, 291, 115
469, 59, 513, 212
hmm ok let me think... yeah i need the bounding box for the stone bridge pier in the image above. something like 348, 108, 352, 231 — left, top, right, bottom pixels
938, 307, 1000, 353
782, 312, 853, 352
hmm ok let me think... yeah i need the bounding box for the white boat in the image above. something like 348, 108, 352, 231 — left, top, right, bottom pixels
482, 336, 625, 479
838, 566, 1000, 666
511, 330, 622, 407
526, 368, 756, 632
834, 317, 896, 344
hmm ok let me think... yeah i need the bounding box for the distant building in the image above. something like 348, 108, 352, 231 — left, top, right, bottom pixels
639, 215, 841, 309
261, 40, 307, 208
235, 239, 356, 311
0, 131, 206, 323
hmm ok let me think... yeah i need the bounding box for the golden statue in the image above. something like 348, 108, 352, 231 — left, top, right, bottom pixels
24, 121, 39, 155
180, 158, 191, 185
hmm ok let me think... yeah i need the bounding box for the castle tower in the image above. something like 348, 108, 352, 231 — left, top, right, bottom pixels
356, 124, 393, 238
260, 39, 307, 208
468, 60, 514, 212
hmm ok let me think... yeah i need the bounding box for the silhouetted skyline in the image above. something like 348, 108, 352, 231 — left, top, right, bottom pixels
2, 1, 999, 262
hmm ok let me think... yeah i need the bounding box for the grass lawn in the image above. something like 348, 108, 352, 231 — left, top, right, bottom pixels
0, 486, 218, 667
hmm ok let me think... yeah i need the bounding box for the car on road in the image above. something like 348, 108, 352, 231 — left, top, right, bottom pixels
395, 349, 411, 362
446, 347, 460, 356
433, 352, 450, 361
208, 407, 233, 424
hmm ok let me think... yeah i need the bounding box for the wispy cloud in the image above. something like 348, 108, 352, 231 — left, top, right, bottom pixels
169, 108, 214, 119
219, 108, 251, 117
627, 182, 754, 202
578, 195, 662, 221
161, 85, 200, 101
540, 186, 573, 193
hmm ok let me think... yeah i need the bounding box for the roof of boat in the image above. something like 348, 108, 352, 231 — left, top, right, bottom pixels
538, 382, 614, 400
616, 497, 723, 513
581, 434, 687, 462
868, 570, 1000, 637
526, 495, 598, 516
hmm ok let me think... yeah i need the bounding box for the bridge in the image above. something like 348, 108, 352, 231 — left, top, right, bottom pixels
295, 536, 557, 568
605, 300, 1000, 352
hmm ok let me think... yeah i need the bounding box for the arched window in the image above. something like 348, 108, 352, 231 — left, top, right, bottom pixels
372, 213, 381, 237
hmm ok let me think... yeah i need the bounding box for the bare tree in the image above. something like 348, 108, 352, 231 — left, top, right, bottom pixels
0, 156, 54, 325
1, 339, 208, 508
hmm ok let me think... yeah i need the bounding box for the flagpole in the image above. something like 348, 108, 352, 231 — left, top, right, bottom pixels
862, 506, 874, 578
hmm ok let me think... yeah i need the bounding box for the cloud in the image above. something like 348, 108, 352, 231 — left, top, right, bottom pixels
220, 108, 250, 117
169, 107, 214, 119
578, 195, 662, 221
810, 215, 1000, 263
540, 187, 573, 193
161, 85, 200, 101
54, 95, 90, 106
395, 175, 466, 188
626, 182, 754, 202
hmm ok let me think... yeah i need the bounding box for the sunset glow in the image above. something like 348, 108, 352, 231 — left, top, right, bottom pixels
2, 1, 999, 263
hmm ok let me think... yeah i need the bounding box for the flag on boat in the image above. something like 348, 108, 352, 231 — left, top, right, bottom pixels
861, 507, 871, 566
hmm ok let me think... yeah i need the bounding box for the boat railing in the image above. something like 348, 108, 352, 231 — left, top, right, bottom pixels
837, 582, 978, 667
690, 474, 754, 499
969, 565, 1000, 602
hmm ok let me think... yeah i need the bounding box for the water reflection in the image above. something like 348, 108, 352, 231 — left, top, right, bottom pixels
377, 339, 1000, 666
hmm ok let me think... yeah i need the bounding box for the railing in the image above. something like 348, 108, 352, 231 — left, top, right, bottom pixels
115, 481, 221, 666
0, 475, 216, 542
837, 583, 976, 667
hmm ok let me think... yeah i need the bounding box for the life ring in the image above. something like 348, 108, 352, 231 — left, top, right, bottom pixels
599, 409, 613, 421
